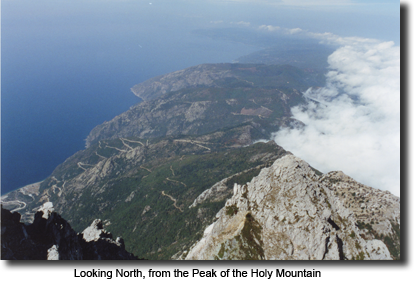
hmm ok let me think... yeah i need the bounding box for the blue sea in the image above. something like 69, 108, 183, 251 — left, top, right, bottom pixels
1, 1, 259, 195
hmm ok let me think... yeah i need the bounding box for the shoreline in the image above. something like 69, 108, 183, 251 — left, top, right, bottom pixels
1, 180, 44, 198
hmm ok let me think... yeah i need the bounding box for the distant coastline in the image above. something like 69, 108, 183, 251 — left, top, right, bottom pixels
0, 178, 46, 196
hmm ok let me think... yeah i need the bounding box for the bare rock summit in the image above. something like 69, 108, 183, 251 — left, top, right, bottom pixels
183, 155, 399, 260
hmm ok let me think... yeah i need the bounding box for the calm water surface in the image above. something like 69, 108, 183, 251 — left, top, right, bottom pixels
1, 1, 258, 194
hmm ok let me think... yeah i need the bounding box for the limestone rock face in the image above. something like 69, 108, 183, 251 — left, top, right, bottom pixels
189, 165, 268, 209
38, 202, 54, 219
47, 245, 60, 260
82, 219, 108, 242
319, 171, 400, 259
79, 219, 132, 260
184, 155, 398, 260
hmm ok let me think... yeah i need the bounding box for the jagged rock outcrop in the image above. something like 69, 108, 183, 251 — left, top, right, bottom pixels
319, 171, 400, 259
1, 203, 138, 260
78, 219, 135, 260
188, 149, 289, 209
183, 155, 399, 260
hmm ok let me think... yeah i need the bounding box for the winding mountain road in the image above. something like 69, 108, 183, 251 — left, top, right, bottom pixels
2, 200, 27, 213
166, 177, 187, 187
161, 191, 183, 212
174, 139, 211, 151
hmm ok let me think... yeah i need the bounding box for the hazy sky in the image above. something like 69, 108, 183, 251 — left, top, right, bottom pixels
2, 0, 400, 42
1, 0, 400, 195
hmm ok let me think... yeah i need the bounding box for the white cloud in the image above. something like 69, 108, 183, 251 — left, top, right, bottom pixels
308, 31, 381, 46
259, 25, 281, 32
231, 21, 251, 27
258, 25, 304, 35
272, 36, 400, 195
287, 27, 303, 34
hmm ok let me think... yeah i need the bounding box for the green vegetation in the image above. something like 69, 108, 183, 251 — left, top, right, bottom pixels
324, 177, 341, 184
356, 220, 400, 260
354, 251, 365, 260
236, 213, 265, 260
319, 188, 332, 209
214, 213, 265, 260
310, 167, 323, 177
357, 220, 373, 231
225, 168, 262, 188
382, 221, 400, 260
87, 62, 312, 147
217, 244, 226, 259
11, 60, 399, 260
225, 205, 239, 216
33, 129, 287, 259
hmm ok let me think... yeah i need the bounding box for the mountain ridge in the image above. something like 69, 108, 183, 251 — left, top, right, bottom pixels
1, 61, 400, 260
86, 63, 319, 147
180, 155, 398, 260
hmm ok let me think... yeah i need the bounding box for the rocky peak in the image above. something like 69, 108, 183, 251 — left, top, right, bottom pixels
183, 155, 397, 260
38, 202, 54, 219
82, 219, 109, 242
1, 203, 138, 260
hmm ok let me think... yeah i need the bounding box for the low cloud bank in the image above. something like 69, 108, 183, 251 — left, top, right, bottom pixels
272, 36, 400, 195
259, 24, 303, 35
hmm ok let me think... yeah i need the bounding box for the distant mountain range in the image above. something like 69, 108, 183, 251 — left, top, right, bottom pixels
1, 57, 400, 260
